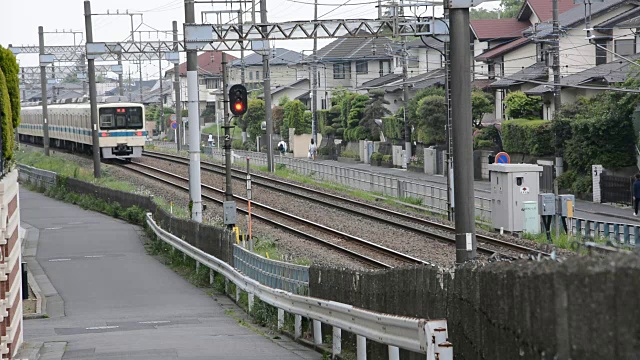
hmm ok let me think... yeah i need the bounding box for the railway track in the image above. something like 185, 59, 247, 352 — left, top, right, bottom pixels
143, 150, 552, 259
115, 160, 435, 269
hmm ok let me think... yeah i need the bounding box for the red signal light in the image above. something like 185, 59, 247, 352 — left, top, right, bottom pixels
234, 102, 244, 112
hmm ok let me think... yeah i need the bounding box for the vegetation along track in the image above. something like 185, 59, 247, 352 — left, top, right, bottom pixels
143, 150, 553, 259
115, 160, 433, 269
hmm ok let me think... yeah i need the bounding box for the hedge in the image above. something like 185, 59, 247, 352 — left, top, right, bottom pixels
501, 119, 553, 156
0, 68, 13, 161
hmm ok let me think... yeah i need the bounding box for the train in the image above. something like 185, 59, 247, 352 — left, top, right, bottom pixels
18, 102, 147, 159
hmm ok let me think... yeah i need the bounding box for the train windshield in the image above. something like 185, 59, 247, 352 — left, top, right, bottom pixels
99, 106, 144, 130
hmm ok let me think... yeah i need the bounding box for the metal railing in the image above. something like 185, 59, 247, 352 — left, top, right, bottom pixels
233, 244, 309, 294
206, 147, 491, 220
571, 217, 640, 246
17, 164, 57, 189
146, 213, 452, 359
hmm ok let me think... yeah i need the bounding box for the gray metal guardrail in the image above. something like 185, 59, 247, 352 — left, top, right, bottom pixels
146, 213, 452, 360
233, 244, 309, 294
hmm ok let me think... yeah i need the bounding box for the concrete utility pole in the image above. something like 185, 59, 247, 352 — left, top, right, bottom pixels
139, 61, 144, 102
311, 0, 318, 145
38, 26, 50, 156
449, 6, 476, 263
260, 0, 274, 172
158, 51, 164, 134
173, 21, 182, 151
552, 0, 562, 240
84, 1, 101, 178
402, 37, 411, 168
239, 10, 246, 86
184, 0, 203, 223
118, 54, 124, 96
222, 53, 234, 215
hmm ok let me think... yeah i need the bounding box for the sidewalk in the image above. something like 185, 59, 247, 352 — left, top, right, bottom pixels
16, 189, 319, 360
316, 159, 640, 225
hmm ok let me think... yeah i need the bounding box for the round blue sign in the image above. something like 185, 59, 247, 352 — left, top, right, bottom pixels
495, 152, 510, 164
171, 121, 177, 129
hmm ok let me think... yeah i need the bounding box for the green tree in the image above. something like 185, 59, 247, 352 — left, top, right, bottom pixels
470, 8, 501, 20
278, 96, 290, 107
361, 90, 391, 140
284, 100, 307, 135
0, 68, 14, 161
244, 99, 266, 140
500, 0, 524, 18
347, 95, 368, 128
416, 95, 447, 144
504, 91, 542, 119
406, 86, 445, 128
0, 46, 20, 128
471, 90, 494, 127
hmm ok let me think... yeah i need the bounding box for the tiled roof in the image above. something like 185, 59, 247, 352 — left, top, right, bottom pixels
166, 51, 237, 76
316, 35, 394, 61
383, 68, 445, 92
271, 78, 309, 95
470, 19, 531, 40
362, 73, 402, 88
525, 55, 640, 95
475, 37, 530, 61
230, 48, 303, 67
518, 0, 577, 22
407, 36, 444, 50
490, 62, 548, 88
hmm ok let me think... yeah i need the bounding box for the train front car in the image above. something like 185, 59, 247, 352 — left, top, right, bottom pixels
97, 103, 146, 159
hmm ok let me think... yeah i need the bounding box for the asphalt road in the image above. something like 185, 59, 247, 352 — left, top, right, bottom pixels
19, 189, 319, 360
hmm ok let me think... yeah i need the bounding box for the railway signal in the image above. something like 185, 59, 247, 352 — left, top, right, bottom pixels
229, 84, 248, 116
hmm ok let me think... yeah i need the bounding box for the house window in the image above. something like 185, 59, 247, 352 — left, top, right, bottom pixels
379, 60, 391, 77
408, 56, 419, 68
536, 43, 547, 63
198, 78, 206, 85
256, 71, 260, 80
356, 61, 368, 74
595, 39, 607, 65
333, 63, 348, 79
615, 39, 635, 57
249, 72, 253, 80
206, 78, 217, 89
488, 62, 495, 80
321, 98, 327, 110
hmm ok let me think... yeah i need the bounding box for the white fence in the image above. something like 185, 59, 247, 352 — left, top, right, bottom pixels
206, 147, 491, 220
146, 213, 452, 360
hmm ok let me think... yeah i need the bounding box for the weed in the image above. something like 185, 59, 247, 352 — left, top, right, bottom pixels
251, 297, 278, 328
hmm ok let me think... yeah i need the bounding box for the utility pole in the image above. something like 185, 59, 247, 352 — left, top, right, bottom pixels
449, 6, 475, 263
38, 26, 50, 156
402, 36, 411, 169
239, 10, 246, 86
173, 20, 182, 151
117, 54, 124, 96
260, 0, 274, 172
444, 8, 453, 222
552, 0, 562, 240
222, 52, 234, 228
184, 0, 203, 223
311, 0, 318, 146
158, 50, 164, 134
139, 61, 144, 102
84, 0, 101, 178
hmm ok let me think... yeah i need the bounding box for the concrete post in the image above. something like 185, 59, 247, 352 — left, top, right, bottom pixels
235, 285, 240, 303
248, 293, 254, 312
209, 269, 215, 285
332, 327, 342, 357
388, 346, 399, 360
277, 308, 285, 331
294, 315, 302, 339
313, 319, 322, 345
592, 165, 603, 203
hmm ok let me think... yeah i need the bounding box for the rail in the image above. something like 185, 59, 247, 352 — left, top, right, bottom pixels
146, 213, 452, 359
233, 244, 309, 294
204, 147, 491, 220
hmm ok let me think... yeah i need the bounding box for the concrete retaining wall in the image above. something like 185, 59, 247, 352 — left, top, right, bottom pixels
309, 254, 640, 359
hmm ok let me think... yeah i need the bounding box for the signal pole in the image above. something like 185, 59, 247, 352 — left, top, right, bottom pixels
38, 26, 50, 156
311, 0, 318, 145
222, 53, 234, 209
84, 1, 101, 178
184, 0, 203, 223
173, 21, 182, 151
552, 0, 562, 240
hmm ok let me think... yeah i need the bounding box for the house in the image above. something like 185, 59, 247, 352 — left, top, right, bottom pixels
229, 48, 304, 91
165, 51, 237, 126
475, 0, 640, 120
269, 78, 311, 109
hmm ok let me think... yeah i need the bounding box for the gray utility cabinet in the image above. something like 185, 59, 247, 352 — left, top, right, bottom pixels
489, 164, 543, 232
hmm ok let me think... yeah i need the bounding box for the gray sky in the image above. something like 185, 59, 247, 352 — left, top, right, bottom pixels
1, 0, 498, 80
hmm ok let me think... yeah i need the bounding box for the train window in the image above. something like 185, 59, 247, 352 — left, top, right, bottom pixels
116, 115, 126, 127
128, 107, 143, 128
100, 113, 114, 128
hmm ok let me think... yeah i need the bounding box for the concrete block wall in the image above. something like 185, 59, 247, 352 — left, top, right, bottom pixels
0, 170, 23, 359
309, 254, 640, 359
424, 148, 437, 175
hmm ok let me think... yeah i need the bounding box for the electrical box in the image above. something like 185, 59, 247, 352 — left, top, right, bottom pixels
538, 193, 556, 216
223, 201, 237, 225
522, 201, 540, 234
489, 163, 543, 232
557, 194, 575, 217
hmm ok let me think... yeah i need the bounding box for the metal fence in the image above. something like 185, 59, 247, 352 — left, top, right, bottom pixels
233, 245, 309, 294
17, 164, 57, 189
207, 147, 492, 220
571, 217, 640, 246
601, 174, 632, 206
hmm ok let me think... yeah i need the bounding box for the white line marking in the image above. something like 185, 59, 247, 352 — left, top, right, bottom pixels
45, 227, 62, 230
48, 259, 71, 262
85, 326, 119, 330
84, 255, 104, 258
139, 320, 171, 324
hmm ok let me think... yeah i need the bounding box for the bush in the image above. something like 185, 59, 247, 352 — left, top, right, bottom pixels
323, 127, 336, 136
572, 175, 592, 195
473, 125, 501, 150
336, 127, 345, 137
504, 91, 542, 119
0, 46, 20, 129
557, 170, 578, 191
0, 68, 13, 161
232, 139, 244, 149
370, 152, 383, 162
340, 150, 359, 159
501, 119, 553, 156
382, 154, 392, 163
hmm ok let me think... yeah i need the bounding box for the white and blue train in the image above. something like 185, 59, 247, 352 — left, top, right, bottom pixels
19, 102, 147, 159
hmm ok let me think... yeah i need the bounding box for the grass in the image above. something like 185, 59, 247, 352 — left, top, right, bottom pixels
152, 197, 191, 219
16, 149, 135, 192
